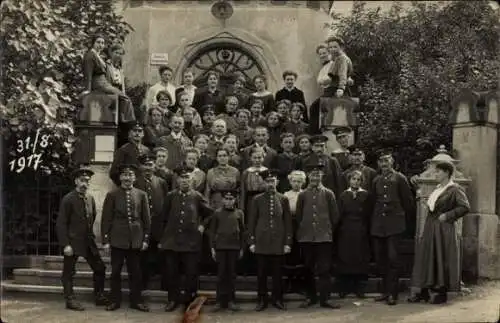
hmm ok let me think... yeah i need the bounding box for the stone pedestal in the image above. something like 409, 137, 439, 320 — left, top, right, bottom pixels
87, 164, 115, 244
319, 96, 359, 152
449, 89, 500, 281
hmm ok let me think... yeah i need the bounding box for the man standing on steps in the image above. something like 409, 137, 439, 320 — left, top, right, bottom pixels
159, 167, 213, 313
248, 169, 292, 312
56, 166, 110, 311
109, 122, 150, 186
134, 154, 169, 292
371, 149, 415, 306
101, 164, 151, 312
295, 162, 341, 310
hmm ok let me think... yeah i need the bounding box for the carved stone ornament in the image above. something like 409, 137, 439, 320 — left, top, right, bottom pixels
211, 0, 234, 21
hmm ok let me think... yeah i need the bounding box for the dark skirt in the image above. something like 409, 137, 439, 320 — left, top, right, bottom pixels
336, 218, 370, 275
92, 74, 136, 124
411, 213, 462, 292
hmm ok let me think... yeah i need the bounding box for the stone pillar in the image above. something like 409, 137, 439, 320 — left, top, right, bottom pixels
449, 89, 500, 281
74, 122, 117, 244
319, 96, 359, 152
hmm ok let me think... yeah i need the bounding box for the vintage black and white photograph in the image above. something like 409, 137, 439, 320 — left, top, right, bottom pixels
1, 1, 500, 322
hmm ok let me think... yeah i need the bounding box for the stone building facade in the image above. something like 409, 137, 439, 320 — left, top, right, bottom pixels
118, 0, 334, 105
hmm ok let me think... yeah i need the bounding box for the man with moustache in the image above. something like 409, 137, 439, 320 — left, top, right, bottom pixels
109, 122, 150, 186
159, 167, 213, 312
101, 164, 151, 312
248, 169, 292, 312
371, 149, 415, 306
295, 163, 341, 309
135, 154, 169, 291
331, 126, 353, 171
342, 145, 377, 192
56, 166, 110, 311
297, 135, 344, 197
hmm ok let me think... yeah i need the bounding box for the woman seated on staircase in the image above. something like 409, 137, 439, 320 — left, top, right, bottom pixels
82, 35, 136, 125
309, 37, 353, 134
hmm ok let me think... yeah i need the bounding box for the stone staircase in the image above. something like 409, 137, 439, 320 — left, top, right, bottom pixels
1, 255, 411, 301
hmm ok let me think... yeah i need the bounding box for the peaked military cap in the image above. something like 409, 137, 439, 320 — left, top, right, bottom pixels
221, 190, 238, 199
305, 162, 326, 173
72, 165, 94, 179
174, 166, 192, 177
138, 154, 156, 165
332, 126, 352, 137
376, 148, 393, 159
259, 169, 279, 180
118, 163, 138, 174
310, 135, 329, 145
348, 144, 363, 155
128, 122, 144, 132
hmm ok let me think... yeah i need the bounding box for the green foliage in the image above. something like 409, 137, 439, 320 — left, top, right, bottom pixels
1, 0, 133, 175
330, 1, 500, 175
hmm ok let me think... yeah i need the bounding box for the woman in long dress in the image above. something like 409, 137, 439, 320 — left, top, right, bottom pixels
408, 161, 470, 304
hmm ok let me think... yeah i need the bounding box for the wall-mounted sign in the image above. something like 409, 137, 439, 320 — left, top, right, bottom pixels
150, 53, 169, 66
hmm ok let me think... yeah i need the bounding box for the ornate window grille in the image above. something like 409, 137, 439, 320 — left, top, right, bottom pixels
186, 43, 264, 92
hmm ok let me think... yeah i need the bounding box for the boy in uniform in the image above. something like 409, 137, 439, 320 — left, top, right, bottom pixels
209, 190, 245, 312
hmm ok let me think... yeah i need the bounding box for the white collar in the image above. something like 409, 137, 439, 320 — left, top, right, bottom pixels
247, 166, 267, 172
347, 187, 366, 192
170, 131, 182, 139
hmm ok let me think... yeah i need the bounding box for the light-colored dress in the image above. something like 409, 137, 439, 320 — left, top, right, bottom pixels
205, 165, 240, 209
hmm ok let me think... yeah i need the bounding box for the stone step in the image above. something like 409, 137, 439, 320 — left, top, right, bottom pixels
43, 256, 413, 276
2, 281, 401, 304
12, 268, 410, 293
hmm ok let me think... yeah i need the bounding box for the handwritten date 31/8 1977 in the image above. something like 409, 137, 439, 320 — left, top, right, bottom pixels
9, 128, 50, 173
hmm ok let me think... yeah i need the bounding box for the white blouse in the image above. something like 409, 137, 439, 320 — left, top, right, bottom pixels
317, 61, 334, 89
284, 190, 302, 214
427, 180, 455, 212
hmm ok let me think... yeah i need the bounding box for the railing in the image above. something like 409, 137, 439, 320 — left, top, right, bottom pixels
2, 169, 72, 257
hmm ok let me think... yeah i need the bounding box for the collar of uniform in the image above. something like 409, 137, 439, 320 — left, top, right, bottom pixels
381, 169, 396, 178
121, 186, 133, 192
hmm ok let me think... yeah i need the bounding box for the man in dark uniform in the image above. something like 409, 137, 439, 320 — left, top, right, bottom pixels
159, 167, 213, 312
109, 122, 150, 186
371, 149, 415, 305
248, 169, 292, 312
135, 154, 169, 291
101, 164, 151, 312
297, 135, 344, 197
331, 126, 352, 171
295, 163, 341, 309
342, 145, 377, 192
56, 166, 110, 311
209, 189, 245, 312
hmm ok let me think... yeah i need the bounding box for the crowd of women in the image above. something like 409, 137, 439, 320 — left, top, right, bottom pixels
63, 33, 472, 313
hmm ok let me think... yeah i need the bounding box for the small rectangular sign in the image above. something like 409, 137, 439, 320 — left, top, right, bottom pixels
150, 53, 169, 65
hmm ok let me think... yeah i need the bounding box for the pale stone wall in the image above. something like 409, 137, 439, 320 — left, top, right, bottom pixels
121, 1, 332, 105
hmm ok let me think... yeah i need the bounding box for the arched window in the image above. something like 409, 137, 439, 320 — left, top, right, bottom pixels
185, 44, 264, 92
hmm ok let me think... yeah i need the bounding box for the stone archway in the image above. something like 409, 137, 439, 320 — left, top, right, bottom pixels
173, 29, 282, 93
185, 42, 264, 93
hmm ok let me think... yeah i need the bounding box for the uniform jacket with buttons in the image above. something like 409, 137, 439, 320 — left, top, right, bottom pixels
295, 185, 340, 243
101, 187, 151, 249
134, 174, 169, 242
296, 152, 344, 197
109, 142, 150, 186
208, 208, 245, 250
56, 190, 99, 256
370, 169, 415, 237
159, 189, 213, 252
248, 191, 292, 255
